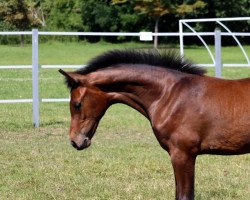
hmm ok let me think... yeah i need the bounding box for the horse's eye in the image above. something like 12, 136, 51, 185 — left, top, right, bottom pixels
74, 102, 81, 110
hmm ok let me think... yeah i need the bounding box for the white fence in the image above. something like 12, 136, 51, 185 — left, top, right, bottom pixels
179, 17, 250, 76
0, 18, 250, 127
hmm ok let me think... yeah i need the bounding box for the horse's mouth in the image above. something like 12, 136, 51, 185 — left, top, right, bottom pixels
70, 121, 98, 151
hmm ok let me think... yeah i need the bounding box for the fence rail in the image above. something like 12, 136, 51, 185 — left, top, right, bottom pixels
1, 31, 250, 36
0, 24, 250, 127
179, 17, 250, 77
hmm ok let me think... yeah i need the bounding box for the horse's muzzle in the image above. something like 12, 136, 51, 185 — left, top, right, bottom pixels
70, 137, 91, 150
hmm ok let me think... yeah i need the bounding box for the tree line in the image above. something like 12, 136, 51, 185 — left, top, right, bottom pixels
0, 0, 249, 45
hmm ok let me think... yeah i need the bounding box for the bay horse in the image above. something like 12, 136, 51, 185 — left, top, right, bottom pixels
59, 49, 250, 200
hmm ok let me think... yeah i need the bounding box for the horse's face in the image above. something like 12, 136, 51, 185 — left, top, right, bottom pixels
69, 85, 109, 150
59, 69, 110, 150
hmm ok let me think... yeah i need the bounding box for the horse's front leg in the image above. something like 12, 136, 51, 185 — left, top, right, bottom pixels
170, 149, 196, 200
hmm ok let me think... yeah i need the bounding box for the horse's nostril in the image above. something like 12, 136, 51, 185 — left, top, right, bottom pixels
82, 138, 88, 147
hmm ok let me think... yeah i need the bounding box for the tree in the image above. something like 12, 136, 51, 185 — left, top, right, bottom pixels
132, 0, 173, 48
0, 0, 42, 46
28, 0, 46, 27
202, 0, 250, 33
81, 0, 117, 42
176, 0, 206, 17
81, 0, 148, 42
41, 0, 83, 31
113, 0, 206, 48
113, 0, 171, 48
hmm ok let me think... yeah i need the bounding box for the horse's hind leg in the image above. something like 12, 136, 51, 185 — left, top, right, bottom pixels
170, 149, 196, 200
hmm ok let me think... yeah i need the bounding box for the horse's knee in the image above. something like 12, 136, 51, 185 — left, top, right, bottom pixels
171, 151, 196, 173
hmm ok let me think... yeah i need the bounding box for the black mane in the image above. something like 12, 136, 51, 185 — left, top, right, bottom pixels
76, 49, 206, 76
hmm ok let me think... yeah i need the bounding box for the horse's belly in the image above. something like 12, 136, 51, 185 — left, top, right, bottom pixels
200, 129, 250, 155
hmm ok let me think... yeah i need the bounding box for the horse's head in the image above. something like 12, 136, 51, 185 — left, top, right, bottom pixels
59, 69, 110, 150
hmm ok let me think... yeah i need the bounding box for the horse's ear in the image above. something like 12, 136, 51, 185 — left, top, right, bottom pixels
59, 69, 79, 88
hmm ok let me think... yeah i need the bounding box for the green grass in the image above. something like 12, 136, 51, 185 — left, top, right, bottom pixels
184, 45, 250, 64
0, 41, 249, 65
0, 42, 249, 200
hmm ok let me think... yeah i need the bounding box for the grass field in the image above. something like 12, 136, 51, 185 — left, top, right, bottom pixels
0, 42, 249, 200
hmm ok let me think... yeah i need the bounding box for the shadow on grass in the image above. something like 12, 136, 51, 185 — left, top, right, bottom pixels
40, 120, 66, 127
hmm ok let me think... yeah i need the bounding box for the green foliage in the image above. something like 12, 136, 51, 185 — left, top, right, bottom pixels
0, 0, 44, 45
41, 0, 83, 31
132, 0, 173, 18
81, 0, 150, 42
0, 0, 250, 44
0, 0, 41, 30
0, 21, 16, 31
176, 0, 206, 17
203, 0, 250, 18
112, 0, 206, 47
0, 21, 18, 44
202, 0, 250, 33
113, 0, 206, 19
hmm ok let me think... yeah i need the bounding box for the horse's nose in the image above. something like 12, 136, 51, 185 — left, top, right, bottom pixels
70, 137, 91, 150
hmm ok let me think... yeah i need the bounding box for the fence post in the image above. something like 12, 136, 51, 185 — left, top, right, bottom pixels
32, 29, 39, 127
215, 28, 222, 77
179, 20, 184, 58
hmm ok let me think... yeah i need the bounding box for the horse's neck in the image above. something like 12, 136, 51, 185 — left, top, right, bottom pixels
88, 66, 181, 118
